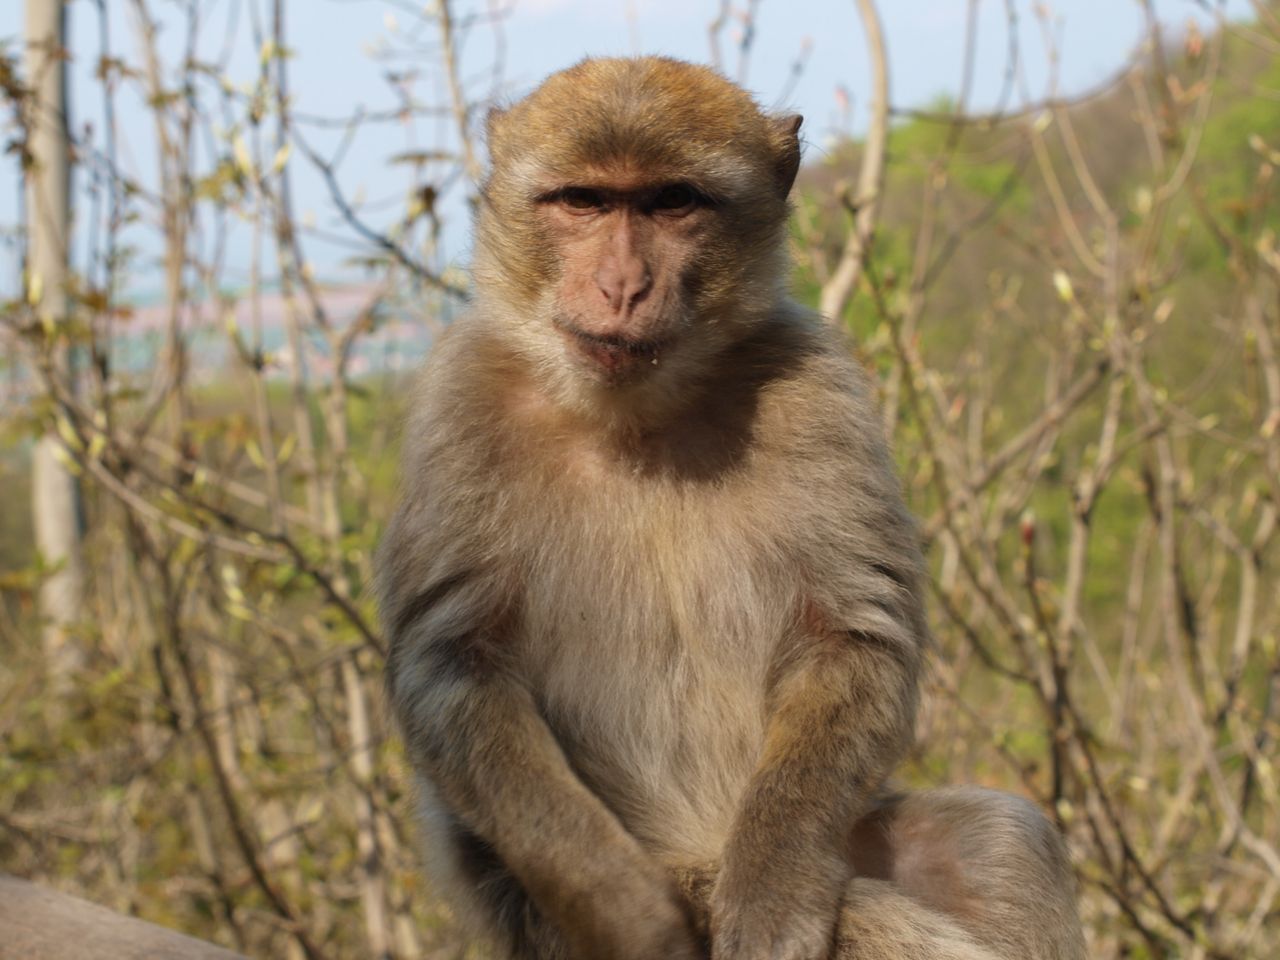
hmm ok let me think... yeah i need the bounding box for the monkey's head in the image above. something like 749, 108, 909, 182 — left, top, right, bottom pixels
474, 57, 802, 418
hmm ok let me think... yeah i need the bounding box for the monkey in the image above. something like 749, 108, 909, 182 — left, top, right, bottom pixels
378, 56, 1085, 960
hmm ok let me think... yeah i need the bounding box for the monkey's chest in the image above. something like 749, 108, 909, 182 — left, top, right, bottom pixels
515, 501, 794, 859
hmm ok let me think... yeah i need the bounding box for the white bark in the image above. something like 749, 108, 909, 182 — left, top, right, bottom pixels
344, 656, 393, 959
26, 0, 85, 676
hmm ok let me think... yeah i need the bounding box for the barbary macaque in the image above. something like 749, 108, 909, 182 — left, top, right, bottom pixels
379, 57, 1085, 960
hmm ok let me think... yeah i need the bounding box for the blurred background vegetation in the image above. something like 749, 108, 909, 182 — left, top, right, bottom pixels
2, 1, 1279, 958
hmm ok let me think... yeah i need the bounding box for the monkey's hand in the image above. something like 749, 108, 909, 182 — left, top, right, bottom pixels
708, 835, 847, 960
567, 854, 707, 960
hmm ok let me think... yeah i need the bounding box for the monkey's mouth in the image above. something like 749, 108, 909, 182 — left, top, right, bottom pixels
557, 321, 668, 380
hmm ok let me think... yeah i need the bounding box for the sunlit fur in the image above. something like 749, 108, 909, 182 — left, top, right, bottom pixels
380, 57, 1084, 960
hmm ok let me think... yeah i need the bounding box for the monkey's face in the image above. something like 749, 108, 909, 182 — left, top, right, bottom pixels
474, 58, 802, 408
535, 173, 718, 385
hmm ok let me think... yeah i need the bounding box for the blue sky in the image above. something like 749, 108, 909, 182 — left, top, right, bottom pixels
0, 0, 1253, 294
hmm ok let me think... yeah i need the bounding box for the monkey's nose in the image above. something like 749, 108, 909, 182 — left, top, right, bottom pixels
596, 258, 653, 313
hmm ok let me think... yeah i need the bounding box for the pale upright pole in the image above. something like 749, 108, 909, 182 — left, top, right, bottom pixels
26, 0, 86, 677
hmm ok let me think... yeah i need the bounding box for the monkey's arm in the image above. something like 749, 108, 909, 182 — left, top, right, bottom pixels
712, 488, 927, 959
711, 624, 921, 960
386, 586, 703, 960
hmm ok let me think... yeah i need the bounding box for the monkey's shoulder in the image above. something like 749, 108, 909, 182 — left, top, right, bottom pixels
741, 315, 921, 566
738, 314, 893, 469
398, 319, 532, 466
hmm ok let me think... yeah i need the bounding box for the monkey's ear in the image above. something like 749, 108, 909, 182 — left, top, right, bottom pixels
771, 113, 804, 197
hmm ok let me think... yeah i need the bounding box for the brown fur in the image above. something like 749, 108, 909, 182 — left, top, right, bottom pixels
379, 57, 1084, 960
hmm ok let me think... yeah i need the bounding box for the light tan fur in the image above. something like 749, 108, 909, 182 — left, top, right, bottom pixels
379, 56, 1084, 960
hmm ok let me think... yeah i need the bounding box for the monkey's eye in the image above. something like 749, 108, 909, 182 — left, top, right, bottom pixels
558, 187, 607, 211
650, 183, 700, 214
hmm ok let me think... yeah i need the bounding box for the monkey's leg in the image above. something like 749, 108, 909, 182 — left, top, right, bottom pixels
838, 786, 1085, 960
835, 879, 1000, 960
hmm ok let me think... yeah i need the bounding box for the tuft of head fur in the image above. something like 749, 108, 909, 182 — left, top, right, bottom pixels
485, 58, 798, 206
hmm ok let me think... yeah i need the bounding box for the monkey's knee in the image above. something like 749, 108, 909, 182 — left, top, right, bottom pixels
861, 787, 1084, 960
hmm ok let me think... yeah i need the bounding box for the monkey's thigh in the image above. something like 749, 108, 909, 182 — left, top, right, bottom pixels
838, 786, 1084, 960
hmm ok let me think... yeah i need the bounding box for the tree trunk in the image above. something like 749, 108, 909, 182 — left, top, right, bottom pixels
25, 0, 86, 678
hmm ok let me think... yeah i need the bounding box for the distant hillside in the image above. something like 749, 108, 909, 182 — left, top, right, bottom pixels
794, 11, 1280, 439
